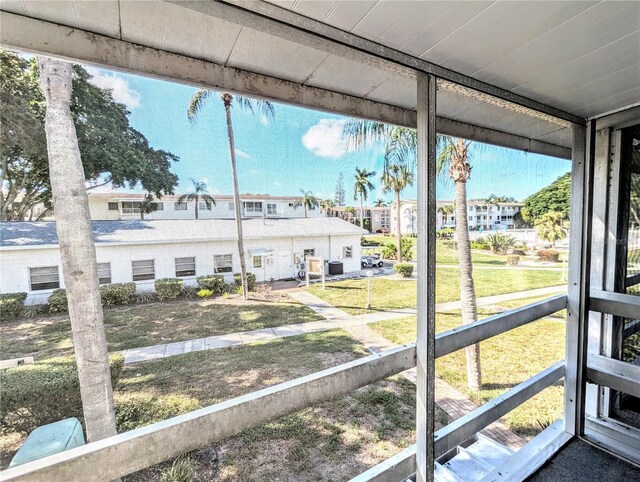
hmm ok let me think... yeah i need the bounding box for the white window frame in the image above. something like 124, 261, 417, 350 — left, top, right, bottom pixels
343, 246, 353, 258
97, 262, 111, 285
122, 201, 142, 214
214, 254, 233, 274
153, 202, 164, 211
29, 266, 60, 291
243, 201, 263, 213
253, 256, 263, 269
228, 202, 235, 211
303, 248, 316, 259
174, 202, 188, 211
107, 202, 119, 211
132, 259, 155, 281
175, 257, 196, 277
267, 203, 277, 215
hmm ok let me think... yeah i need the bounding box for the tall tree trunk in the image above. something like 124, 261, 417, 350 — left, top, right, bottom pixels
0, 156, 7, 221
304, 204, 307, 218
360, 195, 365, 231
223, 95, 249, 300
195, 195, 199, 219
395, 190, 402, 261
454, 179, 482, 391
38, 57, 117, 441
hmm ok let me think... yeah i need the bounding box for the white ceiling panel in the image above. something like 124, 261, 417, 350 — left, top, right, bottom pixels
366, 74, 418, 109
227, 27, 329, 84
472, 1, 640, 91
572, 86, 640, 118
120, 1, 242, 64
426, 1, 598, 76
1, 0, 120, 38
323, 0, 377, 32
292, 0, 339, 21
307, 54, 394, 97
350, 0, 416, 41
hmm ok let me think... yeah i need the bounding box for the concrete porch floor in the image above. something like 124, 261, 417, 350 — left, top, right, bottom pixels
527, 439, 640, 481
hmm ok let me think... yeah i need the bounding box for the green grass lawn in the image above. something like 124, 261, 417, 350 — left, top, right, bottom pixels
307, 268, 565, 315
114, 330, 450, 481
0, 296, 323, 361
370, 307, 565, 440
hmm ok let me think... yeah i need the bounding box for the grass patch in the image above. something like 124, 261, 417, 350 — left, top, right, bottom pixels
114, 330, 449, 481
307, 268, 565, 315
0, 296, 323, 361
370, 309, 564, 439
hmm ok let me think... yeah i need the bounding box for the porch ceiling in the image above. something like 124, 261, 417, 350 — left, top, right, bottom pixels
2, 1, 638, 155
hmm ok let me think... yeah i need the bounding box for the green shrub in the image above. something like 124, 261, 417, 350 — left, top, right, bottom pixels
196, 289, 214, 298
154, 278, 184, 301
100, 283, 136, 307
394, 263, 414, 278
115, 393, 200, 432
437, 227, 455, 240
48, 289, 68, 313
536, 249, 560, 262
0, 354, 124, 435
381, 238, 413, 260
161, 455, 197, 482
512, 249, 527, 256
233, 273, 256, 291
196, 275, 225, 294
0, 292, 27, 321
485, 232, 517, 255
470, 241, 490, 250
506, 255, 520, 266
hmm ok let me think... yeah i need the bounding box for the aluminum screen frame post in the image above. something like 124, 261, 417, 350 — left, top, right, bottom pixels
416, 73, 437, 482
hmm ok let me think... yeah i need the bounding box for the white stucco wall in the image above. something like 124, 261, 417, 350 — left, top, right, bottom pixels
0, 234, 361, 304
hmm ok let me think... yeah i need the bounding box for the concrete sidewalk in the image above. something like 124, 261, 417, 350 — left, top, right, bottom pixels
122, 284, 565, 364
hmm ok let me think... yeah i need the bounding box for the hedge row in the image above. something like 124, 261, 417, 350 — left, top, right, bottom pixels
0, 354, 124, 435
394, 263, 414, 278
0, 292, 27, 322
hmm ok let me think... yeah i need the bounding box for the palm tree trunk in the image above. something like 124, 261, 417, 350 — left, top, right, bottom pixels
224, 97, 249, 300
304, 204, 307, 218
454, 179, 482, 391
37, 57, 117, 441
195, 195, 199, 220
360, 195, 365, 231
395, 190, 402, 261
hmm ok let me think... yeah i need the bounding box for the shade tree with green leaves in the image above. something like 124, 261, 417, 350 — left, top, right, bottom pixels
0, 50, 179, 221
521, 172, 571, 225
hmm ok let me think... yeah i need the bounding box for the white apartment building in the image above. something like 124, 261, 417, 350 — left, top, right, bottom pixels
88, 192, 322, 221
0, 218, 364, 304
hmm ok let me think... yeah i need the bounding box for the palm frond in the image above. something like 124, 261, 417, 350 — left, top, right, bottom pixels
187, 90, 213, 123
235, 96, 276, 121
342, 119, 393, 151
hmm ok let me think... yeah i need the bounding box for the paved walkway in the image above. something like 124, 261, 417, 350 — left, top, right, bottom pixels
344, 323, 526, 450
122, 284, 565, 364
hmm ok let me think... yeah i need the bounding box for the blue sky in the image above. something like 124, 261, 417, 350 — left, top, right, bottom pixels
87, 66, 571, 204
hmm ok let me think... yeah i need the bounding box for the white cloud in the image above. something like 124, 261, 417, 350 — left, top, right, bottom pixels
86, 67, 141, 109
302, 119, 353, 159
235, 149, 250, 159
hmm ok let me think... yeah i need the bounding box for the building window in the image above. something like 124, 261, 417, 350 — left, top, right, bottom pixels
175, 257, 196, 277
267, 203, 277, 215
289, 202, 295, 207
121, 201, 142, 214
214, 254, 233, 273
174, 202, 187, 211
132, 260, 155, 281
198, 201, 212, 211
304, 248, 316, 259
97, 263, 111, 284
243, 201, 263, 213
153, 202, 164, 211
29, 266, 60, 291
107, 202, 119, 211
343, 246, 353, 258
253, 256, 263, 269
228, 202, 234, 210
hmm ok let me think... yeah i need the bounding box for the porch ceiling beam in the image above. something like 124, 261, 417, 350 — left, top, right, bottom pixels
175, 0, 585, 126
0, 11, 571, 160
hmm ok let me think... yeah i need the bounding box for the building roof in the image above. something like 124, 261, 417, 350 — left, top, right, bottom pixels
88, 192, 311, 201
0, 218, 366, 249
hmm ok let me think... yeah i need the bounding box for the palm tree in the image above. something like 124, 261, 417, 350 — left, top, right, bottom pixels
37, 57, 117, 441
438, 203, 454, 227
188, 90, 274, 300
343, 119, 482, 390
293, 189, 320, 218
381, 163, 414, 261
373, 199, 387, 207
535, 211, 567, 247
353, 167, 376, 231
344, 206, 357, 221
320, 199, 336, 211
178, 178, 216, 219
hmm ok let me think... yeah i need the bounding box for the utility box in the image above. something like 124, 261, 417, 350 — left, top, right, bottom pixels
328, 261, 344, 275
10, 418, 85, 467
